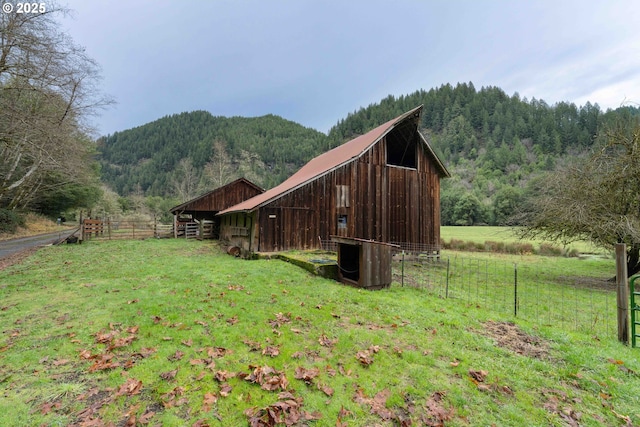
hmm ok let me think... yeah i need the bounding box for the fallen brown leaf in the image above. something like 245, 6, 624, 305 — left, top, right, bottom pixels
355, 350, 374, 366
262, 346, 280, 357
241, 365, 289, 391
468, 369, 488, 383
318, 334, 337, 348
269, 312, 291, 328
208, 346, 232, 358
116, 378, 143, 397
202, 392, 218, 412
219, 383, 232, 397
214, 370, 236, 382
242, 340, 262, 352
353, 388, 394, 421
168, 350, 184, 361
317, 382, 334, 397
423, 391, 454, 426
159, 369, 178, 381
294, 366, 320, 384
138, 410, 155, 425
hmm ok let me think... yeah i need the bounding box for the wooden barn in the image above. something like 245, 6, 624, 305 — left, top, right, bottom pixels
217, 106, 449, 253
169, 178, 264, 238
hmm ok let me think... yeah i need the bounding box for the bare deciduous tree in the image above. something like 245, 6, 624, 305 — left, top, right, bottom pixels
201, 140, 234, 190
171, 158, 200, 202
0, 1, 112, 210
237, 149, 265, 187
515, 115, 640, 276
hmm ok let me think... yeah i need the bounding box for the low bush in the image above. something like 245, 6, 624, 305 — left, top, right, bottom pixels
484, 240, 505, 252
538, 243, 563, 257
443, 238, 575, 257
0, 208, 25, 234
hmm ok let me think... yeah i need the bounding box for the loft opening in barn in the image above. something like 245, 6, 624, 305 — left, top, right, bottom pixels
217, 106, 450, 254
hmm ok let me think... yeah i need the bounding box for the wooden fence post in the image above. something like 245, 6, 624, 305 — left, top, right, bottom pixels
616, 243, 629, 344
79, 211, 84, 242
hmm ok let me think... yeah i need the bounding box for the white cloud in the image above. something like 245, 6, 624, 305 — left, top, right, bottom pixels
59, 0, 640, 134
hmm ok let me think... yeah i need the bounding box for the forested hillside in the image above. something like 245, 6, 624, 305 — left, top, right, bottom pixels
328, 83, 639, 225
97, 83, 639, 225
97, 111, 328, 198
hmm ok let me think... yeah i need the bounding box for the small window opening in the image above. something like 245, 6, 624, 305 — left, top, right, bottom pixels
337, 215, 347, 229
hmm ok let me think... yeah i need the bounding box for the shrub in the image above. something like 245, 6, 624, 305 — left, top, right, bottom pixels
504, 242, 534, 254
0, 209, 26, 234
537, 243, 563, 257
565, 248, 581, 258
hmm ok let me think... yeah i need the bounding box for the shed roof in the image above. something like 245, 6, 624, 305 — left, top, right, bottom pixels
170, 177, 264, 214
218, 106, 449, 215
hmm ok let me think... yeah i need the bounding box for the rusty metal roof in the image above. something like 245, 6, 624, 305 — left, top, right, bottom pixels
218, 105, 448, 215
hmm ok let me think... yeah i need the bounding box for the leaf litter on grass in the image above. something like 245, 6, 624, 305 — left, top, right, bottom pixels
3, 240, 640, 426
479, 320, 550, 359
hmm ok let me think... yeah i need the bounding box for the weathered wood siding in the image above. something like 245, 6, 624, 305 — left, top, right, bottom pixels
172, 179, 263, 215
185, 182, 263, 212
335, 237, 393, 289
219, 212, 254, 251
255, 129, 442, 252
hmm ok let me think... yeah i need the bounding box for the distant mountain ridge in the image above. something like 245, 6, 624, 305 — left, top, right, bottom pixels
97, 83, 639, 226
97, 111, 328, 196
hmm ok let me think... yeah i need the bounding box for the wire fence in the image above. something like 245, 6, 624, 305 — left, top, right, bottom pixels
392, 251, 616, 337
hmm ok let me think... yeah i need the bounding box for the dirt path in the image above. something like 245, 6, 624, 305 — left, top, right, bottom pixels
0, 229, 78, 270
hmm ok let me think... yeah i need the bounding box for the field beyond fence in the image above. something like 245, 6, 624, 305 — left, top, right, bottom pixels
392, 250, 617, 337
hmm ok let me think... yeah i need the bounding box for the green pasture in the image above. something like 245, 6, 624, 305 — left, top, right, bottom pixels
395, 249, 617, 337
441, 226, 608, 255
0, 239, 638, 426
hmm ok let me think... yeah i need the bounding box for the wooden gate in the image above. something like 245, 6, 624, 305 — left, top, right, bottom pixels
81, 219, 104, 240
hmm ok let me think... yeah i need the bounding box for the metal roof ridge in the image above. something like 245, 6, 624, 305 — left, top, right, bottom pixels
217, 106, 424, 215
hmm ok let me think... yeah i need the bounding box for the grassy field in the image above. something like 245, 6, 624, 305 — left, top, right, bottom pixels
1, 239, 639, 426
395, 249, 617, 337
441, 226, 606, 255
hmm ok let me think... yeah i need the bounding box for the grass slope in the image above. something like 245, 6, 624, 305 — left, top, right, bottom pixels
1, 239, 639, 426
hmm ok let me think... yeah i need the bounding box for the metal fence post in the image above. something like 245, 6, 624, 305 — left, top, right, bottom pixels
445, 257, 450, 299
514, 263, 518, 317
401, 250, 405, 287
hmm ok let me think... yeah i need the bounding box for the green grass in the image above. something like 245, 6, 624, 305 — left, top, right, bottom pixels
441, 226, 606, 255
1, 239, 639, 426
396, 250, 617, 337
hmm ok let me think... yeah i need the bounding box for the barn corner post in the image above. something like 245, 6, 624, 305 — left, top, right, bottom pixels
616, 243, 629, 345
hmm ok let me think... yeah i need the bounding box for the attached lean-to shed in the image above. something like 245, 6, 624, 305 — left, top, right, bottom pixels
217, 105, 450, 253
169, 178, 264, 239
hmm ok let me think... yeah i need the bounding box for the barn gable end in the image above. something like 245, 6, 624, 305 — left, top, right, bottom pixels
218, 106, 449, 253
169, 178, 263, 239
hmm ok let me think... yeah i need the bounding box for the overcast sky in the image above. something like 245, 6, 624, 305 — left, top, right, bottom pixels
59, 0, 640, 137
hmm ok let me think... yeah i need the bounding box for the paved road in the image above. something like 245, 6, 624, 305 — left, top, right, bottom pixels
0, 229, 78, 259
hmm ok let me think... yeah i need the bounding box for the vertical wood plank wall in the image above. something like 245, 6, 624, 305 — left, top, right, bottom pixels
255, 131, 443, 252
185, 182, 263, 212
